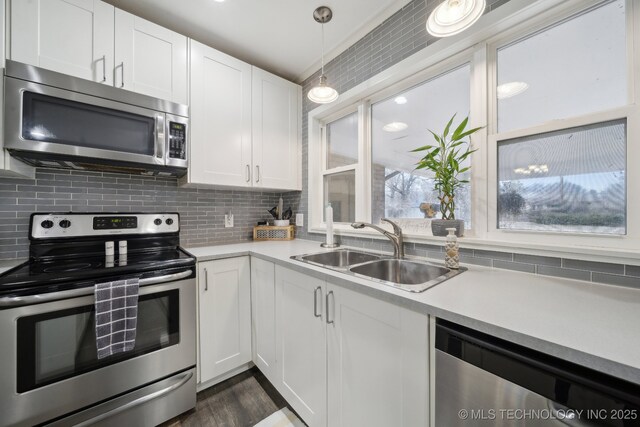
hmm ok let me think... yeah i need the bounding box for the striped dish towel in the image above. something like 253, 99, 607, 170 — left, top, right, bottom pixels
95, 278, 139, 359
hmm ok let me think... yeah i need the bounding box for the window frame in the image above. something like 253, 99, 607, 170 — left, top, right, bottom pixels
309, 50, 480, 236
307, 0, 640, 259
484, 0, 640, 250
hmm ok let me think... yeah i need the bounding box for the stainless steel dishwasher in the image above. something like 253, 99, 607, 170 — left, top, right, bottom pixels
435, 319, 640, 426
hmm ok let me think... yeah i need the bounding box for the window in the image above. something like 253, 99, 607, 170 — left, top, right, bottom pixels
497, 120, 626, 234
308, 0, 639, 253
497, 0, 626, 132
324, 171, 356, 222
323, 112, 359, 223
326, 113, 358, 169
371, 65, 472, 225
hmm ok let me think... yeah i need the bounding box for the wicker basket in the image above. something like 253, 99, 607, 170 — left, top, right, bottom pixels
253, 225, 295, 241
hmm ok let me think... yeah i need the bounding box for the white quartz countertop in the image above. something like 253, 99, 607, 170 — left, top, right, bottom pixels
186, 239, 640, 385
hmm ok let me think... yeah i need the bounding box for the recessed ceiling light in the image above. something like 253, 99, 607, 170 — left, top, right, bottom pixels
497, 81, 529, 99
394, 96, 408, 105
383, 122, 408, 132
213, 0, 225, 3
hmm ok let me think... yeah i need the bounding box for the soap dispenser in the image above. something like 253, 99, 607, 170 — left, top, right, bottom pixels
445, 227, 460, 269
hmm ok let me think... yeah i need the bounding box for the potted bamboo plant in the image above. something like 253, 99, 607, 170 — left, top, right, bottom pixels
412, 115, 482, 237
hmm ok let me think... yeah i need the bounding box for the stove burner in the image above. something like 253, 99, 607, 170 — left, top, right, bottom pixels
43, 263, 93, 273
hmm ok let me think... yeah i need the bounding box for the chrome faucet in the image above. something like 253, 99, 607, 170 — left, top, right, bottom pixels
351, 218, 404, 259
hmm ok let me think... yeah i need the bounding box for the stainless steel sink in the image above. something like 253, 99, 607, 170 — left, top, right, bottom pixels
349, 259, 464, 292
291, 249, 465, 293
293, 249, 382, 268
350, 259, 449, 285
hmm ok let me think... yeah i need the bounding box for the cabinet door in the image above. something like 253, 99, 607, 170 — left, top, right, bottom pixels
252, 67, 301, 190
198, 257, 251, 384
275, 266, 327, 427
251, 257, 277, 382
114, 9, 188, 104
10, 0, 114, 85
327, 283, 430, 427
189, 40, 252, 187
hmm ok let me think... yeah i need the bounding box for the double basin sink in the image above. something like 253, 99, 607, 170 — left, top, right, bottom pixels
291, 249, 465, 293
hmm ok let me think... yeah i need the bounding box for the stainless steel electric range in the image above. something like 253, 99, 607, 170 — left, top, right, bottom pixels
0, 212, 196, 427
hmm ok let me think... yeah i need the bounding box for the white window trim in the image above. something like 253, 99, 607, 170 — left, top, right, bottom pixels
484, 0, 640, 252
307, 0, 640, 262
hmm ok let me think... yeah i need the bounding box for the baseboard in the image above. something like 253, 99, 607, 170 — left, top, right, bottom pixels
196, 362, 254, 392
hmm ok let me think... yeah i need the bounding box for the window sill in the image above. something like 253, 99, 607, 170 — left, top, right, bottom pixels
308, 225, 640, 265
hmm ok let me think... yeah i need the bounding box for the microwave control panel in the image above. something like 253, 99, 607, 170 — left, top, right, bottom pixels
168, 122, 187, 160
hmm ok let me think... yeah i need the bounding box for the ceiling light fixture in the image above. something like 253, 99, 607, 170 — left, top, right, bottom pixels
427, 0, 486, 38
383, 122, 409, 132
308, 6, 339, 104
394, 96, 408, 105
497, 81, 529, 99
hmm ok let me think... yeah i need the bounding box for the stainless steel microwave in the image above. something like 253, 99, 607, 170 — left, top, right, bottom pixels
3, 60, 189, 176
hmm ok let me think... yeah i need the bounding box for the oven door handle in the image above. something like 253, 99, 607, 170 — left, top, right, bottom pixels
73, 370, 193, 427
0, 269, 193, 308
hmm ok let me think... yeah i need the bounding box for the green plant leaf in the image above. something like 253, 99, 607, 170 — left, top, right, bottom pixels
452, 116, 469, 140
453, 126, 483, 141
442, 114, 456, 138
428, 130, 442, 144
410, 144, 434, 152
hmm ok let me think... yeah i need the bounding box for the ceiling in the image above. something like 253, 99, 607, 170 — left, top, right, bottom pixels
103, 0, 412, 82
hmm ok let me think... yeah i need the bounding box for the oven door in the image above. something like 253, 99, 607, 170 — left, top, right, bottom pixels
3, 76, 167, 167
0, 272, 195, 427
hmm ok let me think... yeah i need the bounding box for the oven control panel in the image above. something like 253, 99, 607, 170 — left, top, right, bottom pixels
168, 121, 186, 160
93, 216, 138, 230
31, 213, 180, 239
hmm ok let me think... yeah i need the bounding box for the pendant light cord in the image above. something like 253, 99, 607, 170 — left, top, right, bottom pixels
321, 22, 326, 75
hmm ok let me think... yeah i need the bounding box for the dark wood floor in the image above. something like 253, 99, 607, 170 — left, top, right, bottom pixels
161, 368, 299, 427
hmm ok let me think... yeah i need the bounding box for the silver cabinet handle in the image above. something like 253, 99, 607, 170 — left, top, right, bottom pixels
255, 165, 260, 183
0, 269, 193, 308
120, 62, 125, 88
203, 268, 208, 291
326, 290, 335, 324
246, 164, 251, 182
101, 55, 106, 82
313, 286, 322, 318
74, 371, 193, 427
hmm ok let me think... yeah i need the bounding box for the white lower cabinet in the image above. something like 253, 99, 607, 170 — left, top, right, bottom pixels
326, 283, 430, 427
265, 264, 430, 427
198, 257, 251, 384
250, 257, 277, 382
275, 266, 327, 427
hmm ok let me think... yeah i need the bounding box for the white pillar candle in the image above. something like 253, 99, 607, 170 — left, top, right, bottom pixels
119, 240, 128, 255
326, 204, 334, 246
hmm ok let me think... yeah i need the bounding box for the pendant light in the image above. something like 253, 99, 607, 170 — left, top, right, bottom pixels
427, 0, 486, 38
308, 6, 339, 104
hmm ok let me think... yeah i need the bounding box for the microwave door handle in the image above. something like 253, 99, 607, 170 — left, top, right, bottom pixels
156, 115, 165, 161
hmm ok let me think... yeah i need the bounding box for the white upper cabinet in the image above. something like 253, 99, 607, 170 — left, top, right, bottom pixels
252, 67, 301, 191
189, 39, 253, 187
114, 9, 188, 104
186, 43, 301, 190
9, 0, 115, 85
8, 0, 188, 104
